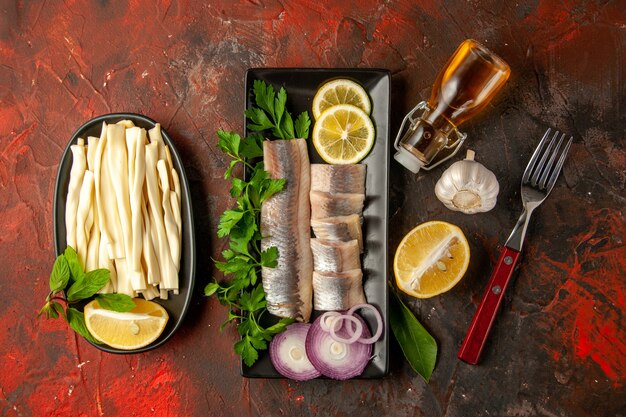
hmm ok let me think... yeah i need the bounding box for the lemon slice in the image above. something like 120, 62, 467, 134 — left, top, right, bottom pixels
312, 104, 375, 164
394, 221, 470, 298
84, 298, 169, 350
312, 79, 371, 120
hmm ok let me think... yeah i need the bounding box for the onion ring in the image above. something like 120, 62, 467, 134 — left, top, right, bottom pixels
346, 304, 383, 344
329, 314, 363, 344
319, 311, 342, 332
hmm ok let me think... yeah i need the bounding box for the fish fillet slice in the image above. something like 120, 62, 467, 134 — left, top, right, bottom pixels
311, 239, 361, 272
310, 164, 366, 194
261, 139, 313, 322
312, 269, 366, 311
310, 190, 365, 220
311, 214, 363, 252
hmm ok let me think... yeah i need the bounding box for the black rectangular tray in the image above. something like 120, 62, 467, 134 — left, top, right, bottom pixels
242, 68, 390, 378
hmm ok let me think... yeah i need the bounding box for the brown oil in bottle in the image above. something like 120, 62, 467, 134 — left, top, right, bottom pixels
396, 40, 510, 172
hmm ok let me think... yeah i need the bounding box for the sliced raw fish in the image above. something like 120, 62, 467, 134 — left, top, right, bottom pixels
310, 190, 365, 220
311, 239, 361, 272
311, 164, 366, 194
261, 139, 313, 322
310, 214, 363, 252
312, 269, 366, 311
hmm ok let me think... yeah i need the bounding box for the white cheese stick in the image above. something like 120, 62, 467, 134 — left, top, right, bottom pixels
87, 136, 98, 170
66, 143, 86, 249
75, 170, 94, 265
141, 284, 160, 301
171, 168, 181, 205
145, 142, 177, 290
85, 202, 100, 271
141, 202, 161, 286
126, 127, 148, 291
170, 191, 182, 245
97, 234, 116, 294
148, 123, 166, 159
158, 160, 180, 276
114, 258, 133, 296
94, 123, 124, 259
106, 123, 132, 261
116, 119, 135, 128
160, 288, 169, 300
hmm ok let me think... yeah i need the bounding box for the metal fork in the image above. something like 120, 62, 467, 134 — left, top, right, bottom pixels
458, 128, 573, 365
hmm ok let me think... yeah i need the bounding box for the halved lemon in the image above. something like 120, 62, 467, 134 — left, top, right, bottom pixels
312, 79, 371, 119
312, 104, 375, 164
84, 298, 169, 350
394, 221, 470, 298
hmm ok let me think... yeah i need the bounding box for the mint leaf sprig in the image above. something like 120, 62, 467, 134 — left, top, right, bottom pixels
206, 131, 293, 367
245, 80, 311, 140
39, 246, 136, 344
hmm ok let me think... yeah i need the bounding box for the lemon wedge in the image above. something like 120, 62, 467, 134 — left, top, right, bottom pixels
312, 79, 371, 120
312, 104, 375, 164
84, 298, 169, 350
394, 221, 470, 298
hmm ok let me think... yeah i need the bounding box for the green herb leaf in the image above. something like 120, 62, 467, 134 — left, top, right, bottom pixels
240, 134, 264, 159
389, 283, 437, 381
274, 88, 287, 128
229, 178, 246, 198
224, 160, 238, 180
245, 108, 274, 132
253, 79, 275, 115
49, 254, 70, 293
260, 246, 279, 268
95, 294, 136, 312
66, 307, 101, 345
239, 286, 266, 312
295, 112, 311, 139
64, 246, 84, 283
259, 178, 285, 203
217, 209, 245, 238
276, 111, 294, 139
66, 269, 110, 302
235, 336, 259, 367
204, 282, 220, 297
264, 317, 294, 335
217, 130, 241, 158
50, 301, 66, 320
245, 80, 310, 141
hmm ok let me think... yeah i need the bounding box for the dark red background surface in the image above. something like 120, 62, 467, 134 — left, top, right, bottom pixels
1, 1, 624, 416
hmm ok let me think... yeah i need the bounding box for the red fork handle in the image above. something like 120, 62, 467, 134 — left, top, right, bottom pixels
458, 246, 521, 365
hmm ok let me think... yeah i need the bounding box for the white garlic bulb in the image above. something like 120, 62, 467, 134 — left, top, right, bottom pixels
434, 150, 499, 214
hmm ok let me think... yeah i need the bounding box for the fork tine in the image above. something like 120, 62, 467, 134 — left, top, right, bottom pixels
546, 136, 573, 192
522, 128, 551, 183
530, 130, 559, 186
539, 133, 565, 189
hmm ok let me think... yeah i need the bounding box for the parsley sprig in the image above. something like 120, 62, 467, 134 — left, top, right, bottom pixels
39, 246, 136, 344
205, 131, 293, 366
206, 80, 310, 367
245, 80, 311, 140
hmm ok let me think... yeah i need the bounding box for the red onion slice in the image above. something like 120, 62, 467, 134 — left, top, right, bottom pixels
269, 323, 321, 381
329, 314, 363, 344
305, 314, 372, 380
319, 311, 342, 332
346, 304, 384, 345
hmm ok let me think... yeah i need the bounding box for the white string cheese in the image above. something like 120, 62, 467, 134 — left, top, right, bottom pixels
158, 160, 180, 277
141, 201, 161, 286
75, 170, 94, 265
99, 140, 125, 260
66, 143, 86, 249
126, 127, 148, 291
145, 142, 177, 290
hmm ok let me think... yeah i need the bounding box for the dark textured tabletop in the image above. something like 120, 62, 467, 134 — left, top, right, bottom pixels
1, 1, 624, 416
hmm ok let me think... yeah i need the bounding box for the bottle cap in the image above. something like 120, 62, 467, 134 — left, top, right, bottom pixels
394, 148, 424, 173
